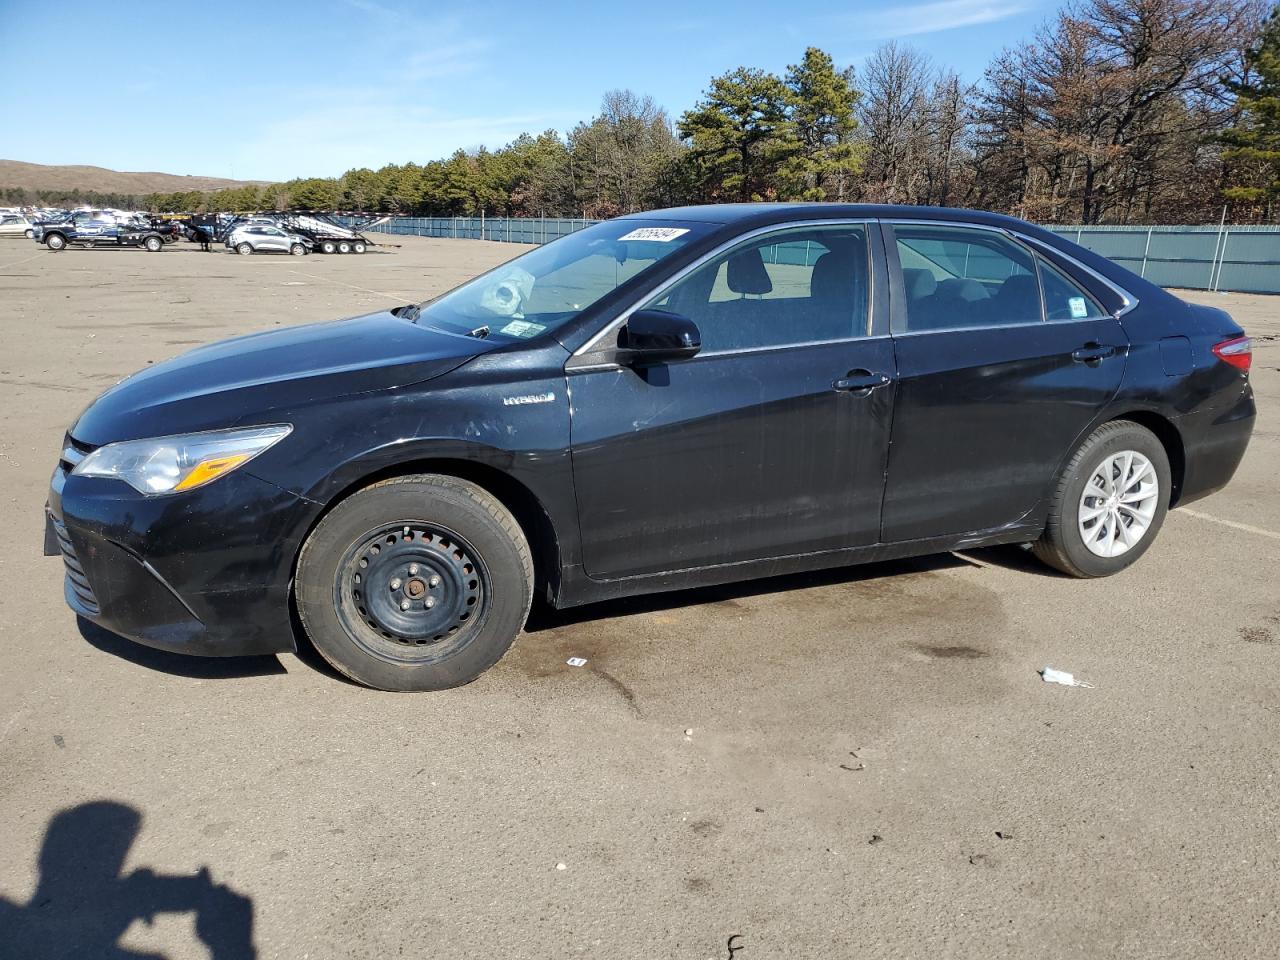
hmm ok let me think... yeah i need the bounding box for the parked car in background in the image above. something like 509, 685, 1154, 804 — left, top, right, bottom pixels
33, 211, 167, 251
0, 213, 35, 238
46, 204, 1255, 692
225, 223, 312, 256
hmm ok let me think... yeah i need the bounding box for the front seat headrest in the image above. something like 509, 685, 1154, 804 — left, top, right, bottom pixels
901, 268, 937, 299
726, 248, 773, 296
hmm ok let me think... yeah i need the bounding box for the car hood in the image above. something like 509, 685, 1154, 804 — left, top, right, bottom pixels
72, 309, 491, 445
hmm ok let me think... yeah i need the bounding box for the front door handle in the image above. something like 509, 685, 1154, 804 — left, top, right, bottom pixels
1072, 343, 1117, 364
833, 370, 891, 395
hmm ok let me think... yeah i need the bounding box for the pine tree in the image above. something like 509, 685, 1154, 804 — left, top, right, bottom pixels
1221, 5, 1280, 218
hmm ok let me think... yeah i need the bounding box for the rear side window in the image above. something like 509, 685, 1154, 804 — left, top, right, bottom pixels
893, 224, 1042, 332
1037, 257, 1107, 321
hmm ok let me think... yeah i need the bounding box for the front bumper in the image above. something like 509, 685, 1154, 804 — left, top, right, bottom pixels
47, 447, 319, 657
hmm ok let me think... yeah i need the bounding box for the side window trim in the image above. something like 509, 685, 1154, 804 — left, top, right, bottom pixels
569, 218, 883, 369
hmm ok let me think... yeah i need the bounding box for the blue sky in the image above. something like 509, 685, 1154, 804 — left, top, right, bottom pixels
0, 0, 1051, 182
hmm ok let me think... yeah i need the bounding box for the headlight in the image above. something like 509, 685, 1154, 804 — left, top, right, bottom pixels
72, 424, 291, 495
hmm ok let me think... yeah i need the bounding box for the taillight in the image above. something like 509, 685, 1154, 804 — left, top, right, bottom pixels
1212, 335, 1252, 371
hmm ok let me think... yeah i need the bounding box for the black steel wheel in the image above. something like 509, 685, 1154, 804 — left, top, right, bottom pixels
296, 475, 533, 691
334, 521, 487, 662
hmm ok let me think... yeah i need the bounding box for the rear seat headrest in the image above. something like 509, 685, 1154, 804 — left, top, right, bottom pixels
937, 277, 990, 302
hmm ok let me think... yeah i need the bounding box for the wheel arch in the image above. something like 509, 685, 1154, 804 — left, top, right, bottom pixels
1038, 406, 1188, 527
293, 456, 563, 604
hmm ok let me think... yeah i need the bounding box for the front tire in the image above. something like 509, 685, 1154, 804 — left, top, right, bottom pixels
236, 242, 253, 256
45, 233, 66, 251
144, 236, 163, 252
295, 475, 534, 691
1032, 420, 1171, 578
24, 228, 34, 239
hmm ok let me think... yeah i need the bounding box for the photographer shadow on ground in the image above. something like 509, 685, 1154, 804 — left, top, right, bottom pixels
0, 801, 256, 960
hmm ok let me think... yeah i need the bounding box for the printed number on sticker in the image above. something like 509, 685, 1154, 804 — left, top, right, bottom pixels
617, 227, 690, 243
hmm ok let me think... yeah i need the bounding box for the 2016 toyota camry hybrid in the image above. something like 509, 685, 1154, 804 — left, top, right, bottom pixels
45, 204, 1256, 691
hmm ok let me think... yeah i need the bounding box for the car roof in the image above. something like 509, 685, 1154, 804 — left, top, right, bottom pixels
621, 203, 1035, 231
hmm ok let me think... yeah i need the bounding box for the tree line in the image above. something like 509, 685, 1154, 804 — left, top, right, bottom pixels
9, 0, 1280, 224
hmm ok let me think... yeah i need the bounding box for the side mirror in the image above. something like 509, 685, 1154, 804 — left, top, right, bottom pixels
617, 309, 701, 365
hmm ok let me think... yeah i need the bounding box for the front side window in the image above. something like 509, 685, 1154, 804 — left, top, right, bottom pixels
646, 225, 870, 353
412, 219, 712, 341
894, 224, 1041, 332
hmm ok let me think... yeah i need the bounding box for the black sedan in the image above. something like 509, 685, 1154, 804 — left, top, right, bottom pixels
46, 205, 1256, 690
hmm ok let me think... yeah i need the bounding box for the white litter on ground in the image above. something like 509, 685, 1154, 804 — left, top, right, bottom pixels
565, 657, 587, 667
1041, 666, 1093, 688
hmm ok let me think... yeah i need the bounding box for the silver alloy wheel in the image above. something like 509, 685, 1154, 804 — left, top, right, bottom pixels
1078, 449, 1159, 558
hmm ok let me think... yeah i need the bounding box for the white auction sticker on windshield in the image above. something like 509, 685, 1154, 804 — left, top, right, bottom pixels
499, 319, 546, 338
617, 227, 690, 242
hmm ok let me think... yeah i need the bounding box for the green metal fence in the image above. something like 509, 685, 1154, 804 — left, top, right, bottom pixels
343, 216, 1280, 295
1045, 225, 1280, 295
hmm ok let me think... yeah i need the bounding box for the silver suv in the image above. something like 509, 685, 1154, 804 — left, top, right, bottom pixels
226, 224, 311, 256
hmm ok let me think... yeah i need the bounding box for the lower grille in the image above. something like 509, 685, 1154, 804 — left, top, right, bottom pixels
52, 514, 99, 614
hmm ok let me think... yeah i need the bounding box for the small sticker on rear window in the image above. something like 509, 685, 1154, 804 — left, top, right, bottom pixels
616, 227, 690, 243
499, 319, 546, 338
1068, 296, 1089, 318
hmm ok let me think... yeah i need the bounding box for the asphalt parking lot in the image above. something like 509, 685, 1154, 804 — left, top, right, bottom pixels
1, 233, 1277, 959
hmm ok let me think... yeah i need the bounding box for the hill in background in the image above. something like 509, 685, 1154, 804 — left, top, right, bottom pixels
0, 159, 270, 196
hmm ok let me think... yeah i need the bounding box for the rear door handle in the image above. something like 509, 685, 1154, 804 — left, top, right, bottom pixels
833, 370, 891, 395
1072, 343, 1117, 364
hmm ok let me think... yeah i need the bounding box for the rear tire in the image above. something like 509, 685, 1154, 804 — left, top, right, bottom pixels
1032, 420, 1170, 578
320, 240, 337, 254
290, 243, 305, 256
337, 241, 352, 254
24, 228, 34, 239
353, 241, 367, 254
236, 242, 253, 256
295, 475, 534, 691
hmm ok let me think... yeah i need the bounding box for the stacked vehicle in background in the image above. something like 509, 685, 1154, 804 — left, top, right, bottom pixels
225, 221, 313, 256
223, 212, 372, 254
22, 208, 379, 256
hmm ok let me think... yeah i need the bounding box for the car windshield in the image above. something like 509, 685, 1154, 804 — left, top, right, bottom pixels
411, 219, 711, 340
